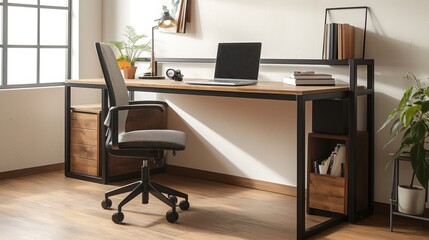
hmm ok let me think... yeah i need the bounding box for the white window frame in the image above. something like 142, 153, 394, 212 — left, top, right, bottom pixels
0, 0, 71, 88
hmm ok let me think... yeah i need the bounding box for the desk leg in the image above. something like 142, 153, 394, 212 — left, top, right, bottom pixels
101, 88, 109, 183
296, 96, 306, 240
390, 158, 398, 231
64, 85, 71, 176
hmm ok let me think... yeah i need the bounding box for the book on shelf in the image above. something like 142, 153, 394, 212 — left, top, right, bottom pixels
313, 144, 346, 177
318, 158, 330, 175
283, 77, 335, 86
323, 23, 355, 60
330, 144, 346, 177
290, 74, 333, 80
342, 24, 355, 59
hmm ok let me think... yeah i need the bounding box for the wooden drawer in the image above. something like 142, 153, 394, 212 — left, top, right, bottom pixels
308, 173, 346, 214
71, 112, 99, 130
70, 128, 98, 145
70, 156, 99, 176
71, 143, 98, 160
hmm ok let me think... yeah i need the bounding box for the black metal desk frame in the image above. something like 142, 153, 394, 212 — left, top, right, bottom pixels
65, 58, 375, 239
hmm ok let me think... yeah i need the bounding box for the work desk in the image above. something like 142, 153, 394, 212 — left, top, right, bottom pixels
67, 78, 353, 96
65, 59, 374, 240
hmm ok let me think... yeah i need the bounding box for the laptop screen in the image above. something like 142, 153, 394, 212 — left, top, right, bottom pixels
214, 42, 262, 80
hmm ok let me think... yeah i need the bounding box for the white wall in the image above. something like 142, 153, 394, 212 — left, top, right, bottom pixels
101, 0, 429, 205
0, 0, 102, 172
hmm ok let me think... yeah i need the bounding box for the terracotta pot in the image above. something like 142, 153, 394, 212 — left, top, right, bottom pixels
122, 66, 137, 79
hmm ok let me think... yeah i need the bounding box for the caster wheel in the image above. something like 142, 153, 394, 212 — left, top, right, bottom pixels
101, 198, 112, 209
179, 200, 190, 210
166, 210, 179, 223
112, 212, 124, 224
168, 195, 178, 205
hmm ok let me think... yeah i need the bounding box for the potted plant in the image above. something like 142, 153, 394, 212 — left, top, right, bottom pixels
108, 25, 150, 79
380, 72, 429, 215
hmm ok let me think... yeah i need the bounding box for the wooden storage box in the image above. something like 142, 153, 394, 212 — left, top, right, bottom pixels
70, 108, 100, 176
307, 132, 368, 215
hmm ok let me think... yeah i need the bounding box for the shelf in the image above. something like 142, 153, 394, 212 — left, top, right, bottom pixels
137, 57, 374, 66
307, 132, 369, 216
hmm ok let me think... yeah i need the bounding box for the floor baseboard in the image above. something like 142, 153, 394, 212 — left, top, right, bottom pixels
166, 164, 297, 197
0, 163, 64, 180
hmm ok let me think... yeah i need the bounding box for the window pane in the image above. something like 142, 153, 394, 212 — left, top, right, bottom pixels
8, 7, 37, 45
40, 48, 67, 83
8, 48, 37, 85
40, 0, 68, 7
0, 7, 3, 44
40, 9, 68, 45
9, 0, 37, 4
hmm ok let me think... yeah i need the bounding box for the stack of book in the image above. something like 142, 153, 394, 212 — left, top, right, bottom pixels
283, 71, 335, 86
322, 23, 355, 60
314, 144, 346, 177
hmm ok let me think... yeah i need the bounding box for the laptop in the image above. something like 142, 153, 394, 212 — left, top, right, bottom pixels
184, 42, 262, 86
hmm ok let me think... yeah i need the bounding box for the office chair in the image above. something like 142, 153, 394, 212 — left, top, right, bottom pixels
95, 42, 189, 224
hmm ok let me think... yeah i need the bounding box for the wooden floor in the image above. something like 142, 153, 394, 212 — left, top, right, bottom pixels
0, 171, 428, 240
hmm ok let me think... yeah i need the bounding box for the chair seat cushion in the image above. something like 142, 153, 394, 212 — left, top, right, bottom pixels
118, 129, 186, 150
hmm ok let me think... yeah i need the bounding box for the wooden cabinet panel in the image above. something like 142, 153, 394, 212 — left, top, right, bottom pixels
71, 112, 98, 129
70, 143, 98, 160
309, 173, 345, 213
70, 108, 101, 177
70, 156, 98, 176
70, 128, 98, 145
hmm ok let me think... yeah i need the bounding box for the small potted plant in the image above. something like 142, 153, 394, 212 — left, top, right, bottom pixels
108, 25, 150, 79
380, 72, 429, 215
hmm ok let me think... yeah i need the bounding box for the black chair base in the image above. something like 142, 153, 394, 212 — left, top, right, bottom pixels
101, 160, 189, 224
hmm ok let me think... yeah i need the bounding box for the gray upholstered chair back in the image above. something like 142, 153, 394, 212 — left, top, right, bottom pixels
95, 42, 129, 135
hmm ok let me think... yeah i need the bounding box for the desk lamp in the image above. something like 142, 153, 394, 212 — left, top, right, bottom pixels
143, 11, 177, 79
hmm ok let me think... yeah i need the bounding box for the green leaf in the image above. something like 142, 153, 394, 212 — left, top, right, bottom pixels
425, 88, 429, 97
379, 108, 399, 132
398, 87, 413, 109
404, 105, 421, 127
422, 101, 429, 113
410, 143, 429, 188
106, 25, 150, 65
389, 119, 401, 136
410, 121, 427, 142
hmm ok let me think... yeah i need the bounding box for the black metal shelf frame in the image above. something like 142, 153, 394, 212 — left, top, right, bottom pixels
323, 6, 369, 59
390, 156, 429, 232
64, 58, 374, 240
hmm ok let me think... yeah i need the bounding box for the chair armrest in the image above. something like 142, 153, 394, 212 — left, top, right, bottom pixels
130, 100, 168, 107
104, 103, 166, 150
110, 103, 165, 112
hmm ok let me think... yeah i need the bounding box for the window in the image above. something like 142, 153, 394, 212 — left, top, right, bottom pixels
0, 0, 71, 88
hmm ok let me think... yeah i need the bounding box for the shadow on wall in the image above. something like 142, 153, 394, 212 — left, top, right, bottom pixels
163, 94, 299, 186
